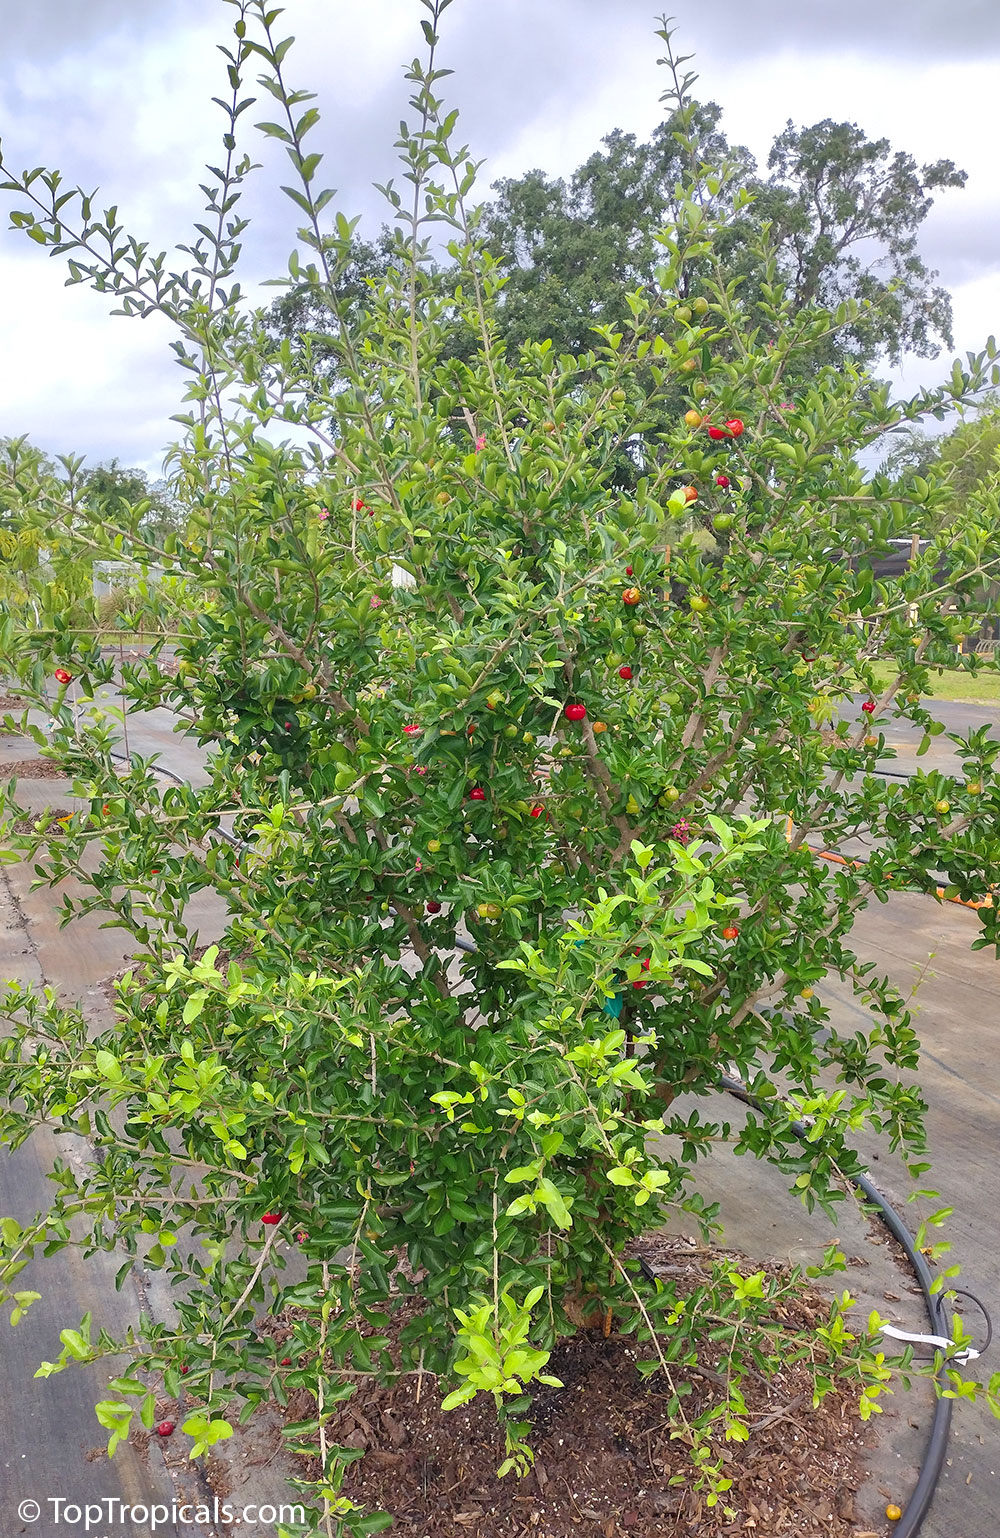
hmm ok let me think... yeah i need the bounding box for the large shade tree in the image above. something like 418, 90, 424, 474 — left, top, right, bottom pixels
268, 65, 965, 386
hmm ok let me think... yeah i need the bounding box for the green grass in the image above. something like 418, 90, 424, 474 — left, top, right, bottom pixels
865, 659, 1000, 707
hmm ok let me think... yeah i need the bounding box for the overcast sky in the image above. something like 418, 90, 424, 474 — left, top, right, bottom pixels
1, 0, 998, 475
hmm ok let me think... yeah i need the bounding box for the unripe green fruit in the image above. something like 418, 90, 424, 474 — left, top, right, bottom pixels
504, 723, 519, 738
712, 513, 734, 532
665, 692, 681, 707
632, 622, 649, 637
663, 785, 680, 802
675, 305, 692, 324
477, 902, 502, 920
427, 839, 442, 852
934, 800, 950, 815
522, 732, 535, 745
692, 296, 709, 316
689, 595, 709, 613
610, 389, 626, 405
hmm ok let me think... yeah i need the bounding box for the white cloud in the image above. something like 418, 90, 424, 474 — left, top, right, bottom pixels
0, 251, 183, 472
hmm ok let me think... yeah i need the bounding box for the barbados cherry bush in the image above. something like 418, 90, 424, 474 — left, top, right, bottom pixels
1, 4, 1000, 1532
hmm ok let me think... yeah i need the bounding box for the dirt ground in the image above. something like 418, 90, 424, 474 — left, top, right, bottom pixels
247, 1233, 888, 1538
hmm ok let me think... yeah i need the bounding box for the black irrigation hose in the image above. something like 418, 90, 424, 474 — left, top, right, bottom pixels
717, 1074, 958, 1538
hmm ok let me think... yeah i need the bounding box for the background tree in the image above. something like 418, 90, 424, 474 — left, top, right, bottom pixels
876, 402, 1000, 631
881, 398, 1000, 514
270, 104, 962, 376
81, 459, 183, 547
0, 435, 94, 622
268, 76, 964, 494
747, 118, 964, 364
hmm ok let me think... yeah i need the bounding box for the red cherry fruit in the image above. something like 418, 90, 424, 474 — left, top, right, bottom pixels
281, 1357, 292, 1367
622, 587, 641, 606
625, 566, 633, 577
426, 899, 442, 913
618, 666, 633, 680
179, 1364, 189, 1375
565, 703, 587, 722
715, 475, 730, 488
261, 1213, 282, 1225
353, 498, 365, 511
469, 787, 487, 801
725, 418, 744, 437
403, 723, 421, 735
156, 1421, 176, 1438
54, 668, 72, 685
707, 425, 727, 441
632, 980, 647, 989
722, 925, 740, 940
530, 805, 545, 818
861, 700, 876, 714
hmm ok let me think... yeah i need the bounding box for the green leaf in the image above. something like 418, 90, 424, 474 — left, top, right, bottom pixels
182, 991, 207, 1024
504, 1165, 538, 1184
95, 1050, 123, 1082
535, 1178, 572, 1229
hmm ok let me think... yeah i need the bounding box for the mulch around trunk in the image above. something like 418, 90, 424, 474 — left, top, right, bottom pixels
11, 808, 74, 832
274, 1234, 882, 1538
0, 758, 68, 779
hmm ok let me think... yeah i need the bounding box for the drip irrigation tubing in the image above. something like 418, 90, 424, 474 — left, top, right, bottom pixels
708, 1073, 980, 1538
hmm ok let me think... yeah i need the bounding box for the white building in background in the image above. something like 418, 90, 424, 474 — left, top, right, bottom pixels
92, 560, 163, 598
